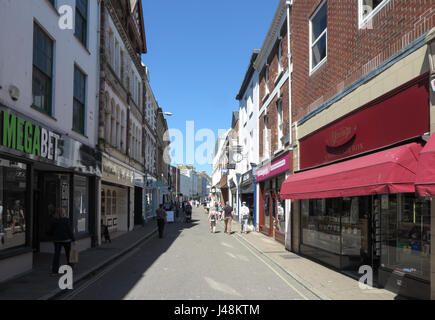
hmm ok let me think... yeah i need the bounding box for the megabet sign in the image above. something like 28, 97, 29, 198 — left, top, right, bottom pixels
2, 110, 61, 161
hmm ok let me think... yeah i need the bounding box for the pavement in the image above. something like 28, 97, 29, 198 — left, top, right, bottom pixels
227, 218, 398, 300
0, 207, 400, 300
0, 220, 158, 300
65, 207, 320, 300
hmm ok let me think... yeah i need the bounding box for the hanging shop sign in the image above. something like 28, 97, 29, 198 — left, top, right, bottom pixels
0, 109, 101, 175
256, 152, 290, 182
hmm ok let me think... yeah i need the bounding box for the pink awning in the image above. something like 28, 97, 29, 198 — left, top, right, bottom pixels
281, 143, 422, 200
416, 135, 435, 196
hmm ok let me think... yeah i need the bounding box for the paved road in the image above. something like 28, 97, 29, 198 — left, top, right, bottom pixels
62, 207, 320, 300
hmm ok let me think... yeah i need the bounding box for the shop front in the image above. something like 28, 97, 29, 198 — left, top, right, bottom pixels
240, 170, 255, 226
219, 174, 229, 206
282, 74, 431, 299
257, 152, 291, 244
229, 178, 237, 217
101, 156, 134, 235
0, 107, 101, 282
144, 174, 158, 221
133, 172, 144, 226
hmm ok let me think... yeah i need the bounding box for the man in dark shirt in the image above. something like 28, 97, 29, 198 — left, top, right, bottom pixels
48, 208, 76, 275
223, 202, 234, 234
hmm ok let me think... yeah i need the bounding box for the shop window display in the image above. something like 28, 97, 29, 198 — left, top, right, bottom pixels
302, 198, 341, 254
381, 194, 431, 280
0, 160, 27, 251
276, 176, 286, 234
341, 197, 370, 258
264, 194, 270, 229
73, 175, 89, 236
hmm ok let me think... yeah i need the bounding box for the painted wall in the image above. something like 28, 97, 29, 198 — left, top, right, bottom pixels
0, 0, 100, 147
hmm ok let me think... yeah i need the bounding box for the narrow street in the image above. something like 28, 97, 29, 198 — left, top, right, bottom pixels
61, 207, 319, 300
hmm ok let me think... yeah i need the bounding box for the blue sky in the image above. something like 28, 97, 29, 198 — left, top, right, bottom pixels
141, 0, 280, 176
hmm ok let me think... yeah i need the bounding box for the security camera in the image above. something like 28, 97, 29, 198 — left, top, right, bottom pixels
9, 85, 20, 101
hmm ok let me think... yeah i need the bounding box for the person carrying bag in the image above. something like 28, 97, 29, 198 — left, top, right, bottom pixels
48, 208, 76, 275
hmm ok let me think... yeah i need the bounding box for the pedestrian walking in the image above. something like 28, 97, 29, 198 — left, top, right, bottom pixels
223, 202, 234, 234
240, 202, 250, 234
47, 208, 76, 275
184, 202, 192, 223
101, 219, 111, 243
218, 205, 223, 221
208, 203, 219, 233
156, 204, 167, 238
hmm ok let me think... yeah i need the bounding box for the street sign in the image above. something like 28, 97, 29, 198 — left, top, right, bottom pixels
221, 168, 229, 174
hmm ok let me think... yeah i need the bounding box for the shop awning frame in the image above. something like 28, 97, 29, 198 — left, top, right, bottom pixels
281, 143, 423, 200
416, 135, 435, 196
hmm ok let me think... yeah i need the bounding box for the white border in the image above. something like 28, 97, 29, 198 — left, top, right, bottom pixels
358, 0, 391, 29
309, 0, 328, 75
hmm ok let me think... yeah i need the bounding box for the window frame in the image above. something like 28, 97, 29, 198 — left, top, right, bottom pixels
75, 0, 88, 47
358, 0, 391, 29
277, 99, 283, 150
309, 0, 328, 75
72, 65, 87, 135
278, 40, 283, 74
32, 23, 54, 116
265, 66, 270, 95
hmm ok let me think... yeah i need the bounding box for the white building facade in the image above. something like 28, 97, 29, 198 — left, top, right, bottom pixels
234, 50, 260, 228
0, 0, 101, 282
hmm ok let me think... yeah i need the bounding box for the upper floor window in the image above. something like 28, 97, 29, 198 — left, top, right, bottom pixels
265, 67, 270, 95
73, 66, 86, 134
359, 0, 390, 28
277, 100, 283, 150
108, 30, 114, 67
309, 0, 327, 74
32, 23, 54, 116
115, 40, 120, 76
278, 40, 283, 74
75, 0, 88, 46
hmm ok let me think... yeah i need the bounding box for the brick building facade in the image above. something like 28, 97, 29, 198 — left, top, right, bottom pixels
281, 0, 435, 299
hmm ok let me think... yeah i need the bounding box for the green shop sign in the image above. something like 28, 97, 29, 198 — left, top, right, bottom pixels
1, 110, 61, 161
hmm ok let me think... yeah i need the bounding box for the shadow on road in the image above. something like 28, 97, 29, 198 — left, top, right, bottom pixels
70, 211, 204, 300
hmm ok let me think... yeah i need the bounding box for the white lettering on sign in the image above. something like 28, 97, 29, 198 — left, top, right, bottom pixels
41, 128, 48, 158
270, 159, 286, 171
48, 131, 54, 160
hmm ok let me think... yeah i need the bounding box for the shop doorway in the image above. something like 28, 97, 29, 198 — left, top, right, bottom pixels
134, 187, 143, 226
33, 171, 70, 253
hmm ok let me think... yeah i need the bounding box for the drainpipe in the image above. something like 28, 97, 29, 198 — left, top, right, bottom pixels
286, 0, 292, 148
285, 0, 293, 251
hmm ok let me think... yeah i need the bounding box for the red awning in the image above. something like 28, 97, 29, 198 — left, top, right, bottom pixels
416, 135, 435, 196
281, 143, 423, 200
